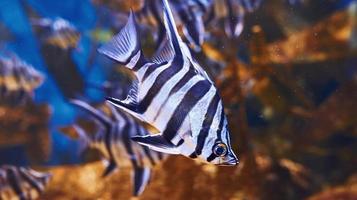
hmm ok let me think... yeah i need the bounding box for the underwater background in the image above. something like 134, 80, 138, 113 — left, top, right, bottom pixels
0, 0, 356, 199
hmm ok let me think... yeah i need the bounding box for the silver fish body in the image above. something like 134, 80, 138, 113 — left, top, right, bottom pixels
99, 0, 238, 166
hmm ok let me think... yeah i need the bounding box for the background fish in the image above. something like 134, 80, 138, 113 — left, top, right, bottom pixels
170, 0, 210, 51
133, 0, 212, 51
99, 0, 238, 166
32, 17, 85, 99
70, 99, 166, 196
205, 0, 260, 38
0, 165, 51, 200
0, 55, 44, 106
0, 53, 51, 165
31, 17, 80, 50
224, 0, 246, 38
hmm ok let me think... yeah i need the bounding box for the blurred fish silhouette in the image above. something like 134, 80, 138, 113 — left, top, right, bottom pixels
135, 0, 166, 46
86, 80, 126, 99
208, 0, 300, 38
31, 17, 80, 50
100, 0, 238, 166
0, 165, 51, 200
207, 0, 259, 38
0, 54, 51, 163
31, 17, 85, 99
170, 0, 211, 50
223, 0, 245, 38
70, 100, 166, 196
136, 0, 211, 51
0, 55, 44, 106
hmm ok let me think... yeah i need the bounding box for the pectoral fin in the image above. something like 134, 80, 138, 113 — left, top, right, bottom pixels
106, 97, 145, 123
131, 134, 180, 154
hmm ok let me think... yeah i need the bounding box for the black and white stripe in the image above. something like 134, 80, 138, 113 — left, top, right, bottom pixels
0, 165, 51, 200
71, 100, 166, 196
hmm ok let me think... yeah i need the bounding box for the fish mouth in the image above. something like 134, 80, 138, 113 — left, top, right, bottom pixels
218, 158, 239, 166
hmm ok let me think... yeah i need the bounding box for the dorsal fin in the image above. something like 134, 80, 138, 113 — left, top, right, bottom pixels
98, 11, 146, 70
162, 0, 183, 56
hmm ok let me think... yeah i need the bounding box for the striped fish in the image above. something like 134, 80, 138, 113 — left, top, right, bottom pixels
0, 55, 44, 105
0, 165, 51, 200
99, 0, 238, 166
70, 100, 166, 196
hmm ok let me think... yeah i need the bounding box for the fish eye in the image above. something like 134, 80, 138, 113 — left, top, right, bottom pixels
213, 142, 228, 157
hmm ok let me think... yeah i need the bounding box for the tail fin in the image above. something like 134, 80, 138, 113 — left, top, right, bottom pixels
98, 11, 145, 70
